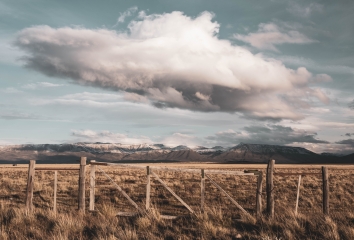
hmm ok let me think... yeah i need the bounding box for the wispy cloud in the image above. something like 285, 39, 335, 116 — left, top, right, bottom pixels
0, 140, 15, 146
113, 6, 138, 27
289, 142, 354, 155
162, 133, 202, 147
0, 111, 40, 120
234, 22, 316, 51
22, 82, 64, 90
0, 87, 23, 93
206, 124, 328, 147
31, 92, 131, 108
71, 129, 153, 144
349, 100, 354, 110
336, 139, 354, 147
287, 2, 323, 18
276, 55, 354, 76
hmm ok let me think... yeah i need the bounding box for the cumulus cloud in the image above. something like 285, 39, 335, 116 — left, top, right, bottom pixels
22, 81, 63, 89
206, 124, 328, 147
71, 129, 153, 144
15, 11, 328, 120
234, 22, 315, 51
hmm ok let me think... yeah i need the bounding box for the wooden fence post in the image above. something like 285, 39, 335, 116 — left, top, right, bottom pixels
26, 160, 36, 212
53, 170, 58, 214
295, 175, 301, 215
322, 166, 329, 215
146, 166, 151, 210
256, 171, 263, 218
89, 160, 96, 211
201, 169, 205, 213
266, 159, 275, 219
78, 157, 86, 212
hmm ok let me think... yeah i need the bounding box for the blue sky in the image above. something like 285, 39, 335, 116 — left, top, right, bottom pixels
0, 0, 353, 154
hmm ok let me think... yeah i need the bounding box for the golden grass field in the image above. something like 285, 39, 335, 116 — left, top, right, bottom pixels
0, 162, 354, 239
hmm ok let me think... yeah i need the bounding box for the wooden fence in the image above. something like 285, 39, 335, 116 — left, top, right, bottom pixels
266, 159, 329, 218
23, 158, 262, 219
22, 158, 336, 219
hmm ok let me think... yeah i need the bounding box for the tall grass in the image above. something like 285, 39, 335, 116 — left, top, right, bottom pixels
0, 165, 353, 239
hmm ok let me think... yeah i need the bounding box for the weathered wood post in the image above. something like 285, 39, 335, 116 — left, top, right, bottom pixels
53, 170, 58, 214
201, 169, 205, 213
322, 166, 329, 215
146, 166, 151, 210
26, 160, 36, 211
89, 160, 96, 211
78, 157, 86, 212
295, 175, 301, 215
266, 159, 275, 219
256, 171, 263, 218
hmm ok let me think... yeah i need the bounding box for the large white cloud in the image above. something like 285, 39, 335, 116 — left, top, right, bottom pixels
15, 11, 329, 120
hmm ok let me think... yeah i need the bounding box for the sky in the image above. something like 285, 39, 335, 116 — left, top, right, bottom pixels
0, 0, 353, 154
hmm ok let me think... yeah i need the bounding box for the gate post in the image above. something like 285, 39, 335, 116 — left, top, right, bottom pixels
266, 159, 275, 219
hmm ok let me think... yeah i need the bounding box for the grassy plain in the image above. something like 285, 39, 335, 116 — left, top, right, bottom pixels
0, 163, 354, 239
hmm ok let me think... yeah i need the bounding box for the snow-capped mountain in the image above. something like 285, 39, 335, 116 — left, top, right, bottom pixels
228, 143, 315, 155
0, 142, 351, 163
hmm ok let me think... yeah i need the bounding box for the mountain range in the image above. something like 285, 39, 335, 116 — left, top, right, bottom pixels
0, 142, 353, 164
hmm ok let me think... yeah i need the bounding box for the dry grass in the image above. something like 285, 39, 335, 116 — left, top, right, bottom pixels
0, 163, 354, 239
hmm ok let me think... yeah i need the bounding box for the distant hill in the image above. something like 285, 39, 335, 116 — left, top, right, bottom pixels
339, 153, 354, 163
0, 142, 352, 164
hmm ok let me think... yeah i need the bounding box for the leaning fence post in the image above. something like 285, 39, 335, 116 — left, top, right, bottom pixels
322, 166, 329, 215
89, 160, 96, 211
146, 166, 151, 210
78, 157, 86, 212
26, 160, 36, 211
53, 170, 58, 214
256, 171, 263, 218
295, 175, 301, 215
266, 159, 275, 219
201, 169, 205, 213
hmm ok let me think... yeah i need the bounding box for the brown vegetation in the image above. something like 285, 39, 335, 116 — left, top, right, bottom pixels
0, 164, 353, 239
